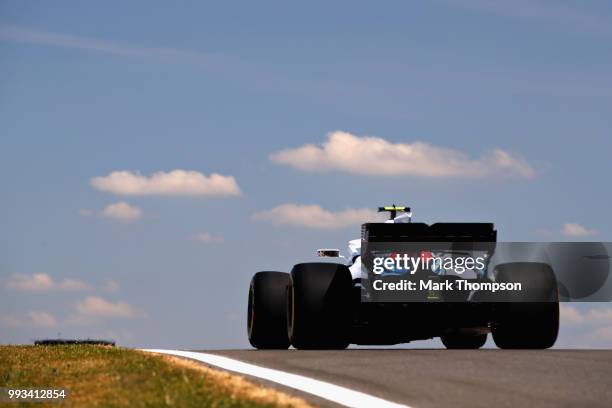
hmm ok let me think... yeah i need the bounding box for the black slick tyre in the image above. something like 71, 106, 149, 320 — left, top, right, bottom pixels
248, 271, 291, 349
288, 263, 352, 349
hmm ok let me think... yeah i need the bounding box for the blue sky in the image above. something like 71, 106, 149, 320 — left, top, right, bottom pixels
1, 0, 612, 348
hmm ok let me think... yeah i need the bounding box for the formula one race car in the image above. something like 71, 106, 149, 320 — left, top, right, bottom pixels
247, 206, 559, 350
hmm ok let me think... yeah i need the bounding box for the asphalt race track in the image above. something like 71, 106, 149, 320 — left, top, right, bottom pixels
198, 349, 612, 408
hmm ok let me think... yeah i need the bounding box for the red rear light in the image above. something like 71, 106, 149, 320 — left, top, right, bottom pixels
420, 251, 433, 260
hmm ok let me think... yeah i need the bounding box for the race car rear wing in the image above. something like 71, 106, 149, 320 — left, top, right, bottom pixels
378, 205, 411, 220
361, 222, 497, 243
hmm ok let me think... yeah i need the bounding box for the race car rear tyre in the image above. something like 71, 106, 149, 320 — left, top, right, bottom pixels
288, 263, 352, 349
441, 333, 487, 349
491, 262, 559, 349
248, 271, 291, 349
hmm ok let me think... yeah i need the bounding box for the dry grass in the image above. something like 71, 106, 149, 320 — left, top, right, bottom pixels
0, 345, 313, 408
157, 354, 313, 408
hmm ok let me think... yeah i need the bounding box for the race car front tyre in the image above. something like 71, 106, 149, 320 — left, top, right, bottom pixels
248, 271, 291, 349
441, 332, 487, 349
491, 262, 559, 349
288, 263, 352, 349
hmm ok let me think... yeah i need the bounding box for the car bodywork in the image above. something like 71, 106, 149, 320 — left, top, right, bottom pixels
248, 206, 559, 349
338, 210, 498, 345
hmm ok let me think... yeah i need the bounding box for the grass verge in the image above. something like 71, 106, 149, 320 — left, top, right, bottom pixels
0, 345, 312, 408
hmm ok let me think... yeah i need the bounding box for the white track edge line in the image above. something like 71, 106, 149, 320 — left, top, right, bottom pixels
142, 349, 411, 408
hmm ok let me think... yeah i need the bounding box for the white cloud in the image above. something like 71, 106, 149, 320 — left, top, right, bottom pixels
560, 305, 612, 347
587, 308, 612, 325
560, 304, 585, 325
590, 326, 612, 341
270, 131, 535, 179
75, 296, 143, 319
62, 313, 101, 327
103, 280, 120, 293
91, 170, 241, 197
561, 305, 612, 326
562, 222, 597, 237
80, 203, 142, 221
100, 202, 142, 221
0, 311, 58, 328
5, 273, 90, 292
28, 311, 58, 328
253, 203, 380, 229
194, 232, 224, 243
